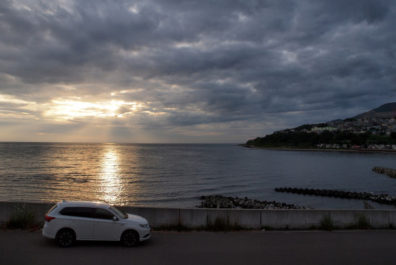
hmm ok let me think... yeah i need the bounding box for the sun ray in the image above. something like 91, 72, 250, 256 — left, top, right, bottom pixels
44, 98, 144, 120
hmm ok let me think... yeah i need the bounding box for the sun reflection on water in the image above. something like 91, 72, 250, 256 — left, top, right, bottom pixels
100, 145, 122, 204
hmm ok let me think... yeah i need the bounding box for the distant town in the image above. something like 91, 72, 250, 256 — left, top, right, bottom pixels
246, 103, 396, 151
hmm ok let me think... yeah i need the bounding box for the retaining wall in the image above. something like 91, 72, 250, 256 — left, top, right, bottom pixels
1, 201, 396, 229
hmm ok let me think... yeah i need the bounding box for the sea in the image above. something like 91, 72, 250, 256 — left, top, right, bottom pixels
0, 142, 396, 209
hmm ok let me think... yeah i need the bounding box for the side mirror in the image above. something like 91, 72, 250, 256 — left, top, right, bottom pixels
113, 216, 119, 221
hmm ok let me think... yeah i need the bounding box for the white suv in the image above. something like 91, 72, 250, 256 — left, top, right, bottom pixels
42, 201, 150, 247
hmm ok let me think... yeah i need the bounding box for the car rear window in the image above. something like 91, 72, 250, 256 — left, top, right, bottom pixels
59, 207, 95, 218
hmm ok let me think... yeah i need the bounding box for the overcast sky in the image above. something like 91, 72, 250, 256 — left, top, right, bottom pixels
0, 0, 395, 143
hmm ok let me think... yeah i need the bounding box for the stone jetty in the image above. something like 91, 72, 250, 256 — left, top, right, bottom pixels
198, 195, 305, 209
275, 187, 396, 205
372, 166, 396, 178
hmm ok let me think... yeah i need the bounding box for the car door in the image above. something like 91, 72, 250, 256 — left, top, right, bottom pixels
92, 208, 124, 241
59, 207, 95, 240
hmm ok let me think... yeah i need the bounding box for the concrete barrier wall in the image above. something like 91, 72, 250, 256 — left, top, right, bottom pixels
1, 201, 396, 229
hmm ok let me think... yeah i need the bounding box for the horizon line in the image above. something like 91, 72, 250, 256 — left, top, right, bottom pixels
0, 141, 242, 145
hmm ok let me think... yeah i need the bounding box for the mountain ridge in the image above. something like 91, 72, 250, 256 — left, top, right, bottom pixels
246, 102, 396, 150
354, 102, 396, 119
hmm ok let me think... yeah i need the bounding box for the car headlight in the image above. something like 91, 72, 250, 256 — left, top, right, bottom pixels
139, 223, 150, 228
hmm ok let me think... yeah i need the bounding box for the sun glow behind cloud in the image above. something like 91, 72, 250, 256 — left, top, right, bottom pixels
45, 99, 144, 120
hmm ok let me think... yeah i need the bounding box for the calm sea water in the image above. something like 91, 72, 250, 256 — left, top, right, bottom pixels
0, 142, 396, 209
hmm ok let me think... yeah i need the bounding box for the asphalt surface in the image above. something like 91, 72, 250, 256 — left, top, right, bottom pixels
1, 229, 396, 265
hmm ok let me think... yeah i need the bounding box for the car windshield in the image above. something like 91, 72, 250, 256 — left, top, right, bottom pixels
109, 206, 128, 219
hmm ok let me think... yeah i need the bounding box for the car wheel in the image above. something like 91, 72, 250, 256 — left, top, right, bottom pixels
56, 229, 75, 248
121, 230, 139, 247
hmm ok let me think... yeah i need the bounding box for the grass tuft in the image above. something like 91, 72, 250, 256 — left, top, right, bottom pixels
6, 205, 36, 229
154, 223, 190, 231
319, 215, 334, 231
356, 215, 371, 229
206, 217, 243, 231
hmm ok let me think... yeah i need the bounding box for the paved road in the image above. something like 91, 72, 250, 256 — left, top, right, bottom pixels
1, 230, 396, 265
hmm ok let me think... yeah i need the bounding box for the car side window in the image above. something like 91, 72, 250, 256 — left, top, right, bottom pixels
93, 208, 114, 220
59, 207, 95, 218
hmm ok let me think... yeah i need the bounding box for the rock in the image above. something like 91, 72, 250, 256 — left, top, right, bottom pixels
197, 195, 306, 209
373, 166, 396, 178
274, 187, 396, 205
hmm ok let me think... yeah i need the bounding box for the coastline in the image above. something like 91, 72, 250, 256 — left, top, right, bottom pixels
241, 145, 396, 154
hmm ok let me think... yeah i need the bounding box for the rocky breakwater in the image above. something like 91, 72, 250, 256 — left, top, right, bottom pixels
198, 195, 305, 209
372, 166, 396, 178
275, 187, 396, 205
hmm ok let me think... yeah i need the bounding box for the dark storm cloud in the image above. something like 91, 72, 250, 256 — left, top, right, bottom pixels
1, 0, 396, 140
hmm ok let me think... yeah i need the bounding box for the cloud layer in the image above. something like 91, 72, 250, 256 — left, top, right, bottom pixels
1, 0, 395, 142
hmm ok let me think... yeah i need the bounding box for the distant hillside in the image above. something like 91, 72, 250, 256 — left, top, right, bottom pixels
246, 103, 396, 150
355, 102, 396, 119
